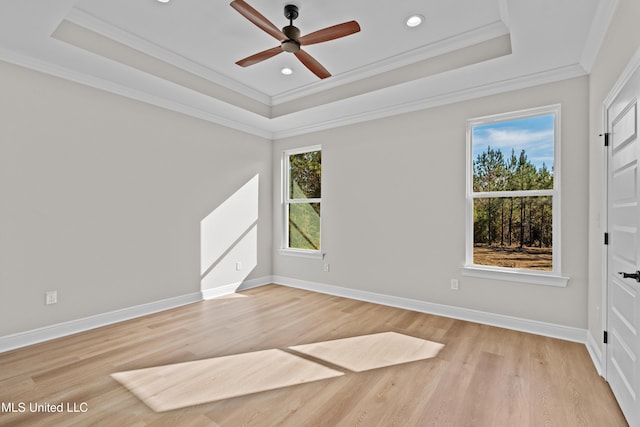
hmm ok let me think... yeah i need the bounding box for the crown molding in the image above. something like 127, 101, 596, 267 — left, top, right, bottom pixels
498, 0, 510, 29
602, 44, 640, 109
64, 8, 510, 109
1, 39, 587, 142
0, 45, 275, 139
66, 7, 272, 106
272, 63, 587, 139
272, 20, 510, 105
579, 0, 619, 73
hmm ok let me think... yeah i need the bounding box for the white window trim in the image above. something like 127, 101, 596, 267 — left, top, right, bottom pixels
278, 248, 324, 259
281, 145, 322, 257
463, 104, 569, 287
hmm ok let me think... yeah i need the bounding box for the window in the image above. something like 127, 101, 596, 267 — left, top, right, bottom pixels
463, 105, 567, 286
283, 146, 321, 256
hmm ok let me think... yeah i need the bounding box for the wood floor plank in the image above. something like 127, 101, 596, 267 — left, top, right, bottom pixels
0, 284, 629, 426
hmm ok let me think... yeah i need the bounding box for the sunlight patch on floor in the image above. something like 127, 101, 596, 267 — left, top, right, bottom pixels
289, 332, 444, 372
111, 349, 343, 412
112, 332, 444, 412
213, 293, 249, 299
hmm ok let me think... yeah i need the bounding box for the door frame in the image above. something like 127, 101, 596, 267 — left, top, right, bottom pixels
601, 46, 640, 380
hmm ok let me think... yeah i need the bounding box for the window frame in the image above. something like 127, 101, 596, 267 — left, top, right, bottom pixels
462, 105, 568, 287
281, 145, 322, 259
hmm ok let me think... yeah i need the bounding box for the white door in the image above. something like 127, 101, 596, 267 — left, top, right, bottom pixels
606, 64, 640, 427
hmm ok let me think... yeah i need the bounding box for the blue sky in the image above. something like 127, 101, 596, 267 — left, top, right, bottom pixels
472, 114, 554, 171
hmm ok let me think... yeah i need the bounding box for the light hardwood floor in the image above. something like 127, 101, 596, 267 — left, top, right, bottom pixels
0, 284, 628, 426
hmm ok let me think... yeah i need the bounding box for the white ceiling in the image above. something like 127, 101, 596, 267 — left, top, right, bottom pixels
0, 0, 614, 139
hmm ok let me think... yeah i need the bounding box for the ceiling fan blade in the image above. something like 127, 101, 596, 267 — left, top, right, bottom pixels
230, 0, 286, 42
294, 49, 331, 79
236, 46, 284, 67
298, 21, 361, 46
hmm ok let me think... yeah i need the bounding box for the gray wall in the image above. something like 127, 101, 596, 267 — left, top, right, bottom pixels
273, 76, 589, 328
0, 60, 272, 337
587, 0, 640, 351
3, 18, 616, 339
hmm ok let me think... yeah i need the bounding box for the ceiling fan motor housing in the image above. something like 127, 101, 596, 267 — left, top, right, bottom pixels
284, 4, 299, 21
283, 25, 300, 39
281, 37, 300, 52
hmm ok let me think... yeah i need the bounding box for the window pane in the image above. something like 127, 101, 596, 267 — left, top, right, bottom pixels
472, 115, 554, 192
473, 196, 552, 271
289, 151, 321, 199
289, 203, 320, 250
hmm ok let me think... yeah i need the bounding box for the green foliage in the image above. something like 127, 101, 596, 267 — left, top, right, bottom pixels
288, 150, 321, 250
289, 203, 320, 250
474, 147, 553, 192
473, 147, 553, 251
473, 146, 507, 192
289, 151, 321, 200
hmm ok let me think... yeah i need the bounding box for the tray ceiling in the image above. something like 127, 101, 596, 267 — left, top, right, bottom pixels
0, 0, 610, 138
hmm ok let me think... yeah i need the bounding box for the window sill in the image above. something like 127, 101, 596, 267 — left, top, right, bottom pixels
279, 249, 323, 260
460, 266, 569, 287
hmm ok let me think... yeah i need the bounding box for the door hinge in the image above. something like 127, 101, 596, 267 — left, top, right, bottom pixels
600, 132, 610, 147
604, 330, 608, 344
604, 232, 609, 245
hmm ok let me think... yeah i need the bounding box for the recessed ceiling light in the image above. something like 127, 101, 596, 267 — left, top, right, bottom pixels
406, 14, 424, 28
281, 67, 293, 75
156, 0, 170, 3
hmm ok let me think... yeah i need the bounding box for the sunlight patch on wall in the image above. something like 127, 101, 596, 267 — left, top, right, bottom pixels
200, 175, 259, 292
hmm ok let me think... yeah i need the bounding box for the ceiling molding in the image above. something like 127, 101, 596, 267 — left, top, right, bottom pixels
65, 6, 509, 109
579, 0, 619, 72
52, 19, 272, 118
0, 45, 275, 139
0, 39, 587, 142
66, 7, 272, 106
272, 64, 588, 139
602, 44, 640, 108
0, 0, 604, 141
271, 20, 509, 105
271, 34, 512, 118
498, 0, 510, 29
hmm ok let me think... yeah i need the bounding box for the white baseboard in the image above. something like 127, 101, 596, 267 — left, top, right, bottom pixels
0, 276, 276, 354
1, 275, 588, 355
238, 276, 274, 291
586, 330, 604, 376
201, 276, 273, 300
272, 276, 587, 343
0, 292, 202, 354
202, 284, 238, 300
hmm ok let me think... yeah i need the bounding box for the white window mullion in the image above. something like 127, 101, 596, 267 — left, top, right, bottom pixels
282, 146, 322, 255
463, 104, 567, 286
471, 189, 555, 199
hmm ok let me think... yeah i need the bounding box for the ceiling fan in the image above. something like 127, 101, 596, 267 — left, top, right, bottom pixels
230, 0, 361, 79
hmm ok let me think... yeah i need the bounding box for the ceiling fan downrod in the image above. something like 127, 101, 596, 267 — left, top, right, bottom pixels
281, 4, 301, 52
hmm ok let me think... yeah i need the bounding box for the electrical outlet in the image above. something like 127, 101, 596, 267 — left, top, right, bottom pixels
235, 261, 242, 271
450, 279, 459, 291
323, 263, 330, 272
45, 291, 58, 305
